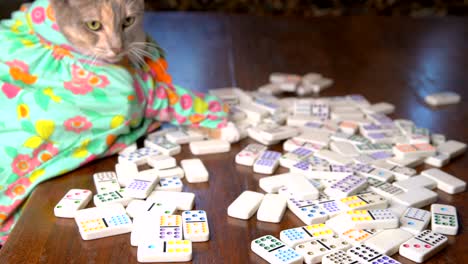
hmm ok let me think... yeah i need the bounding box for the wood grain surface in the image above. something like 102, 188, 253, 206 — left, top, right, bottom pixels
0, 13, 467, 264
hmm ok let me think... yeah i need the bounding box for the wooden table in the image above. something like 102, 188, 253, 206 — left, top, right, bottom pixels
1, 13, 467, 264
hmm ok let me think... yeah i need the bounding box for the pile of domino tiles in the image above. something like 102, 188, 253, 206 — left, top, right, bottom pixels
52, 71, 466, 263
219, 73, 466, 264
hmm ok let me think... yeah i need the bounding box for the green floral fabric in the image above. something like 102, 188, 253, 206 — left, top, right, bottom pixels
0, 0, 228, 245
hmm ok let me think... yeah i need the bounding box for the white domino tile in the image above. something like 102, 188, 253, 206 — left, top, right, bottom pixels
251, 235, 303, 264
400, 207, 431, 235
253, 151, 282, 174
431, 204, 458, 235
74, 204, 132, 240
181, 159, 209, 183
363, 228, 413, 256
294, 235, 351, 264
257, 194, 287, 223
189, 139, 231, 155
421, 168, 466, 194
93, 189, 133, 207
391, 188, 437, 208
54, 189, 92, 218
392, 175, 437, 191
348, 244, 401, 264
138, 240, 192, 263
146, 191, 195, 211
280, 224, 335, 248
227, 191, 264, 220
399, 230, 447, 263
343, 209, 399, 230
93, 172, 121, 194
182, 210, 210, 242
235, 143, 267, 166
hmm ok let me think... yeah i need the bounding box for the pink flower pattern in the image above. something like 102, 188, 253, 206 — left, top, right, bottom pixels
33, 143, 59, 164
1, 83, 21, 99
31, 7, 45, 24
11, 154, 39, 177
5, 178, 31, 199
64, 65, 109, 95
64, 116, 92, 133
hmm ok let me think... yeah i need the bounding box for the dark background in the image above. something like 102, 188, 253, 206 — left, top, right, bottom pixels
1, 0, 468, 19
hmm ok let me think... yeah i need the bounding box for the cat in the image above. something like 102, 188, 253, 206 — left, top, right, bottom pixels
0, 0, 238, 244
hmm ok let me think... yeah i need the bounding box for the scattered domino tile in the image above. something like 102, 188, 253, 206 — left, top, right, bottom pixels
280, 224, 335, 248
54, 189, 92, 218
146, 191, 195, 211
339, 192, 388, 210
93, 189, 133, 207
425, 153, 450, 167
431, 204, 458, 235
189, 139, 231, 155
294, 235, 351, 264
118, 147, 161, 165
165, 129, 204, 144
257, 194, 287, 223
115, 162, 139, 187
155, 177, 183, 192
392, 175, 437, 191
253, 150, 282, 174
131, 215, 160, 246
392, 143, 436, 159
144, 136, 181, 156
138, 240, 192, 263
259, 173, 300, 193
157, 167, 185, 179
251, 235, 303, 264
421, 168, 466, 194
345, 209, 399, 230
363, 228, 413, 256
157, 215, 183, 241
93, 172, 121, 194
337, 228, 381, 246
392, 188, 438, 208
367, 178, 404, 198
425, 91, 461, 106
400, 207, 431, 235
287, 197, 341, 225
322, 250, 362, 264
74, 204, 132, 240
147, 155, 177, 170
124, 178, 158, 199
437, 140, 466, 158
329, 141, 360, 157
352, 163, 394, 182
371, 160, 417, 181
125, 200, 175, 218
235, 143, 267, 166
324, 175, 368, 198
348, 244, 401, 264
227, 191, 264, 220
279, 147, 314, 168
181, 159, 209, 183
399, 230, 448, 263
182, 210, 210, 242
285, 175, 320, 200
260, 126, 299, 141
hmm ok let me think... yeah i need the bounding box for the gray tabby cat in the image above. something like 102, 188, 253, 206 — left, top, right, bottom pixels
50, 0, 153, 65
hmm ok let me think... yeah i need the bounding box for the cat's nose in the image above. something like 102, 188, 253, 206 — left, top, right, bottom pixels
111, 47, 123, 55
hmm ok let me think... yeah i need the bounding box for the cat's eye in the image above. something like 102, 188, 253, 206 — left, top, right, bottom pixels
86, 21, 102, 31
123, 16, 136, 28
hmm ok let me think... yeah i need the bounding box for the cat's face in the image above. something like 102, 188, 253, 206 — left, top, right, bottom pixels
51, 0, 146, 63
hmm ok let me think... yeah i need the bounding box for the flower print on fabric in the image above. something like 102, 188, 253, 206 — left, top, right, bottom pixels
6, 60, 38, 85
31, 7, 45, 24
64, 116, 92, 133
64, 65, 109, 95
1, 83, 21, 99
5, 178, 31, 199
33, 143, 58, 163
11, 154, 39, 177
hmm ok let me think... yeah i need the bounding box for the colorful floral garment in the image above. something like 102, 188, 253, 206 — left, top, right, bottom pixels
0, 0, 228, 244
